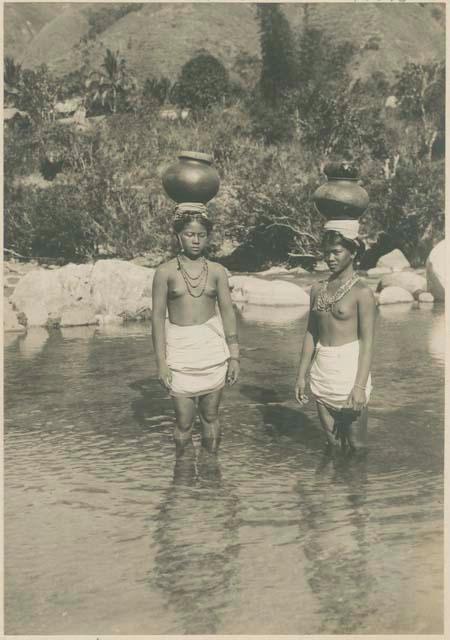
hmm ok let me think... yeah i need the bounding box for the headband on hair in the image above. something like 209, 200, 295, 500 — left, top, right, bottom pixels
323, 219, 360, 240
174, 202, 209, 222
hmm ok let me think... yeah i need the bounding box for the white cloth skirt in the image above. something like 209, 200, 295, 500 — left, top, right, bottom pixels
309, 340, 372, 410
165, 315, 230, 398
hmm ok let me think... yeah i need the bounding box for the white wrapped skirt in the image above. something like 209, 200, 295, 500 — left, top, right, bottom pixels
309, 340, 372, 410
165, 315, 230, 398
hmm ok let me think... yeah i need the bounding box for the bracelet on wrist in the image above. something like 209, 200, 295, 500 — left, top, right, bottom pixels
229, 356, 240, 361
354, 384, 366, 390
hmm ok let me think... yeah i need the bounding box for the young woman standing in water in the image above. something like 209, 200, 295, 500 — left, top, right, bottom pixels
295, 225, 376, 450
152, 203, 240, 458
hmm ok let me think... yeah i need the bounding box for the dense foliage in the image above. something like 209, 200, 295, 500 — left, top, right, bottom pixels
3, 9, 445, 268
171, 52, 230, 111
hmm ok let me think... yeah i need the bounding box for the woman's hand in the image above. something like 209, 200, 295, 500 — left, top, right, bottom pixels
295, 376, 309, 405
227, 358, 240, 385
344, 386, 366, 412
157, 364, 172, 391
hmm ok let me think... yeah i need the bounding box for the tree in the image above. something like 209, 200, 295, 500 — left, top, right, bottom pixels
4, 56, 22, 86
366, 159, 445, 265
15, 65, 59, 123
293, 28, 355, 121
86, 49, 136, 114
257, 4, 298, 104
172, 52, 230, 110
393, 61, 445, 161
143, 76, 172, 105
59, 68, 89, 100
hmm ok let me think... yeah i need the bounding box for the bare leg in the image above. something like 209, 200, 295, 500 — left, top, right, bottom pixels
316, 402, 341, 447
172, 395, 197, 458
343, 407, 368, 451
198, 388, 223, 454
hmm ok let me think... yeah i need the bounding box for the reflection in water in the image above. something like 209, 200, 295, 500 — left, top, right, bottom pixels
237, 303, 308, 326
296, 448, 373, 634
377, 302, 414, 319
4, 303, 444, 635
4, 332, 21, 348
427, 313, 445, 365
18, 327, 49, 358
151, 451, 240, 634
60, 325, 97, 341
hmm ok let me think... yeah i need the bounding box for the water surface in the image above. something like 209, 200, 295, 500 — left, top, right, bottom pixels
4, 302, 445, 634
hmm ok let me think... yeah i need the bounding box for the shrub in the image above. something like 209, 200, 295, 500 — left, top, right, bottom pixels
172, 52, 230, 111
363, 159, 445, 266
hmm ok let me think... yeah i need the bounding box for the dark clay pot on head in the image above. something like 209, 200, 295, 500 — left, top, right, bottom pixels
162, 151, 220, 204
313, 162, 369, 220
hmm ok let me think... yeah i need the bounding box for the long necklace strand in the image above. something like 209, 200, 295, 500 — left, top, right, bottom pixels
177, 255, 206, 282
315, 274, 360, 312
177, 255, 208, 298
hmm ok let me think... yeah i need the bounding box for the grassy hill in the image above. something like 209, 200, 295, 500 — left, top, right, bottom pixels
3, 3, 71, 62
5, 2, 445, 85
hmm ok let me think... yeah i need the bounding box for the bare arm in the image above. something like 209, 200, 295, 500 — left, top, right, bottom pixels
344, 285, 376, 411
295, 285, 318, 404
151, 266, 172, 389
216, 266, 239, 359
216, 265, 240, 385
354, 286, 376, 388
297, 285, 318, 381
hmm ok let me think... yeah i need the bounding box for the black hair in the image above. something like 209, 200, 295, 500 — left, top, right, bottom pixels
172, 213, 213, 234
321, 230, 366, 262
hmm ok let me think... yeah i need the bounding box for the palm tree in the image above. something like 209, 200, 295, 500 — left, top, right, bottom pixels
86, 49, 136, 114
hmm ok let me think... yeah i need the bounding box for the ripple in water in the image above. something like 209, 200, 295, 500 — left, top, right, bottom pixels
4, 307, 444, 634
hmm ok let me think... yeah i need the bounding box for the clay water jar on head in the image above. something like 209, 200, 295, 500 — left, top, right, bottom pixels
162, 151, 220, 204
313, 162, 369, 220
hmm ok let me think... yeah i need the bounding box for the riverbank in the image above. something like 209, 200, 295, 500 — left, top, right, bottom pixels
3, 240, 444, 332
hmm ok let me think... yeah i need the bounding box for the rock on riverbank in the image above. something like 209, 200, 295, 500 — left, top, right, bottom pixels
229, 275, 310, 306
426, 239, 445, 302
7, 260, 154, 329
4, 247, 443, 331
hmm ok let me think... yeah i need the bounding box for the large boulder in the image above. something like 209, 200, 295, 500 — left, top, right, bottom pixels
418, 292, 434, 303
366, 266, 393, 277
90, 260, 154, 318
376, 271, 427, 297
376, 249, 410, 271
10, 267, 65, 326
426, 240, 445, 301
10, 260, 155, 327
377, 286, 414, 305
229, 276, 310, 306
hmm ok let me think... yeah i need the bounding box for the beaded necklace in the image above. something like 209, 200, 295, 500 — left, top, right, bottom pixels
314, 274, 360, 312
176, 255, 209, 298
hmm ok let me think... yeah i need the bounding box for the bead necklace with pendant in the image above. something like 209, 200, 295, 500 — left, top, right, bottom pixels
314, 273, 360, 312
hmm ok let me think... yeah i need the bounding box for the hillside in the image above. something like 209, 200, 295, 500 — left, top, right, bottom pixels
3, 3, 72, 62
5, 3, 445, 85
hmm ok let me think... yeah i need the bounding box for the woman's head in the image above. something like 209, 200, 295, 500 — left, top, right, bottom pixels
173, 207, 213, 257
321, 230, 365, 273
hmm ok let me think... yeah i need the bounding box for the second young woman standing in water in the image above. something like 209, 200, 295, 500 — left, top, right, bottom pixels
152, 203, 239, 459
295, 226, 376, 450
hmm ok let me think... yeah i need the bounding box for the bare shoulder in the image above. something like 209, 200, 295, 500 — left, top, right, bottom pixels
207, 260, 229, 279
155, 258, 177, 278
355, 279, 376, 303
